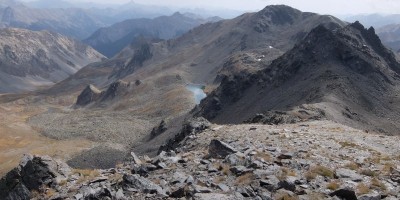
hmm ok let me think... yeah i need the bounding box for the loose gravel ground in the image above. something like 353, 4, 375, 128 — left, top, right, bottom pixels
28, 109, 157, 145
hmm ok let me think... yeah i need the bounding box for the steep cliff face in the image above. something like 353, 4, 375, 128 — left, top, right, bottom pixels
0, 28, 105, 93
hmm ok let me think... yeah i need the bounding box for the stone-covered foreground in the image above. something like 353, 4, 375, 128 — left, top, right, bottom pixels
1, 119, 399, 199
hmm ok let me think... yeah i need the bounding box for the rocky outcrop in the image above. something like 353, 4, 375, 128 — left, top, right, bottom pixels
208, 139, 237, 159
75, 84, 102, 106
195, 73, 255, 120
0, 155, 70, 200
111, 41, 154, 79
149, 120, 167, 140
158, 117, 211, 153
75, 80, 132, 107
101, 80, 130, 101
349, 21, 400, 74
244, 107, 326, 125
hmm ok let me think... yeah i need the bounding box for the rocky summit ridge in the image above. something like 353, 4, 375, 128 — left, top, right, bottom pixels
196, 21, 400, 135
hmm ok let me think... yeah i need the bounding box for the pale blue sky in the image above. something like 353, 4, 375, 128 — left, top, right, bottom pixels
22, 0, 400, 15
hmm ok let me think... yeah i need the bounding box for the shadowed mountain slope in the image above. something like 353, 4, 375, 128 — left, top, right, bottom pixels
196, 22, 400, 135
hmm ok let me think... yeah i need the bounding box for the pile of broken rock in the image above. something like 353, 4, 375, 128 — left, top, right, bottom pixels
1, 119, 400, 200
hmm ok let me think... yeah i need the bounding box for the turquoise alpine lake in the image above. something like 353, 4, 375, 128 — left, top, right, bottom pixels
186, 84, 207, 104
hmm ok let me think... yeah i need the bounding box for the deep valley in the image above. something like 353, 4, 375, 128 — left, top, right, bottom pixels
0, 1, 400, 200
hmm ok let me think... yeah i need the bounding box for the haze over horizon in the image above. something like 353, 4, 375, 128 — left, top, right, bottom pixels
21, 0, 400, 15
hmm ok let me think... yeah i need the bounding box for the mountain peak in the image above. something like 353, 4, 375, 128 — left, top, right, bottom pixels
350, 20, 365, 31
260, 4, 301, 13
256, 4, 302, 24
171, 12, 184, 17
347, 21, 400, 73
289, 21, 400, 75
252, 5, 317, 33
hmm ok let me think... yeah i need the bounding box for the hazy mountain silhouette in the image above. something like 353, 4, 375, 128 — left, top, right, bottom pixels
84, 12, 220, 58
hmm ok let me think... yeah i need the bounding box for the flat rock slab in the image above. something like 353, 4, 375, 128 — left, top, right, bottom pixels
194, 193, 244, 200
123, 174, 163, 194
336, 168, 363, 182
208, 139, 237, 159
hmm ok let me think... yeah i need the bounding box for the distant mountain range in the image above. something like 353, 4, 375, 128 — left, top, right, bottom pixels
0, 4, 109, 39
377, 24, 400, 53
0, 28, 105, 93
84, 12, 222, 58
25, 0, 243, 19
25, 0, 75, 9
0, 0, 218, 40
0, 0, 245, 41
344, 14, 400, 28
